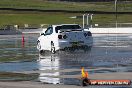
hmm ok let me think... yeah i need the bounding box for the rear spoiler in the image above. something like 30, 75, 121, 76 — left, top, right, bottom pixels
58, 29, 83, 33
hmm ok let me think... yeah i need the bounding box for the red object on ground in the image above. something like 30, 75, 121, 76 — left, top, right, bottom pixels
22, 34, 25, 47
22, 34, 25, 42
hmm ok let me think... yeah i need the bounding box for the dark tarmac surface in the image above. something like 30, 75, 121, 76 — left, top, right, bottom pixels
0, 34, 132, 87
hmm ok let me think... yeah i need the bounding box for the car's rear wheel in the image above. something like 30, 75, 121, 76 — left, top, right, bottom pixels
83, 46, 92, 52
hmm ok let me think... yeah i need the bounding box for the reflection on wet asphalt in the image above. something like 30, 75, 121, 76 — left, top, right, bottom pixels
0, 34, 132, 87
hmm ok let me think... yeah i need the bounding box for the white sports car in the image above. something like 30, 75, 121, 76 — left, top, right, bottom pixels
37, 24, 93, 53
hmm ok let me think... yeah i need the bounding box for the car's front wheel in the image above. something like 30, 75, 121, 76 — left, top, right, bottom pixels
51, 47, 55, 54
37, 40, 41, 50
51, 41, 56, 54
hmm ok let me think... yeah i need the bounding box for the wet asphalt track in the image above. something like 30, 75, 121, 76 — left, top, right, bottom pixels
0, 34, 132, 87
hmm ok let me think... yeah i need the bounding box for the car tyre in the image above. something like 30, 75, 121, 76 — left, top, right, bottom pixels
37, 41, 41, 50
84, 46, 92, 52
51, 41, 56, 54
40, 50, 45, 54
51, 47, 55, 54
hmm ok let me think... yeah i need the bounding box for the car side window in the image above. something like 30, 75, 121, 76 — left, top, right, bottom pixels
55, 26, 61, 33
45, 27, 53, 35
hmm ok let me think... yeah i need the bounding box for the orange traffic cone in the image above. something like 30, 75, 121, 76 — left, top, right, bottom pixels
22, 34, 25, 42
81, 67, 90, 86
22, 34, 25, 47
81, 67, 89, 78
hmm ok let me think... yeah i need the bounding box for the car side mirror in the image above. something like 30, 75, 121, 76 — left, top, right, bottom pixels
41, 33, 45, 36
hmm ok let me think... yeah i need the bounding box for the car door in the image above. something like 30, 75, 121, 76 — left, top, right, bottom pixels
43, 26, 53, 50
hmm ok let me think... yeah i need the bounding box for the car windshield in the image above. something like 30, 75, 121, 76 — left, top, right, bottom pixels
55, 25, 81, 33
61, 25, 81, 29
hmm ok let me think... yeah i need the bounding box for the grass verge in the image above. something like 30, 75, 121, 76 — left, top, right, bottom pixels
0, 0, 132, 12
0, 13, 131, 27
0, 0, 131, 27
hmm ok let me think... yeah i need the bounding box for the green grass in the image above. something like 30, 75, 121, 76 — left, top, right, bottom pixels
0, 0, 132, 12
0, 0, 131, 27
93, 14, 132, 26
0, 13, 80, 26
0, 13, 131, 27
